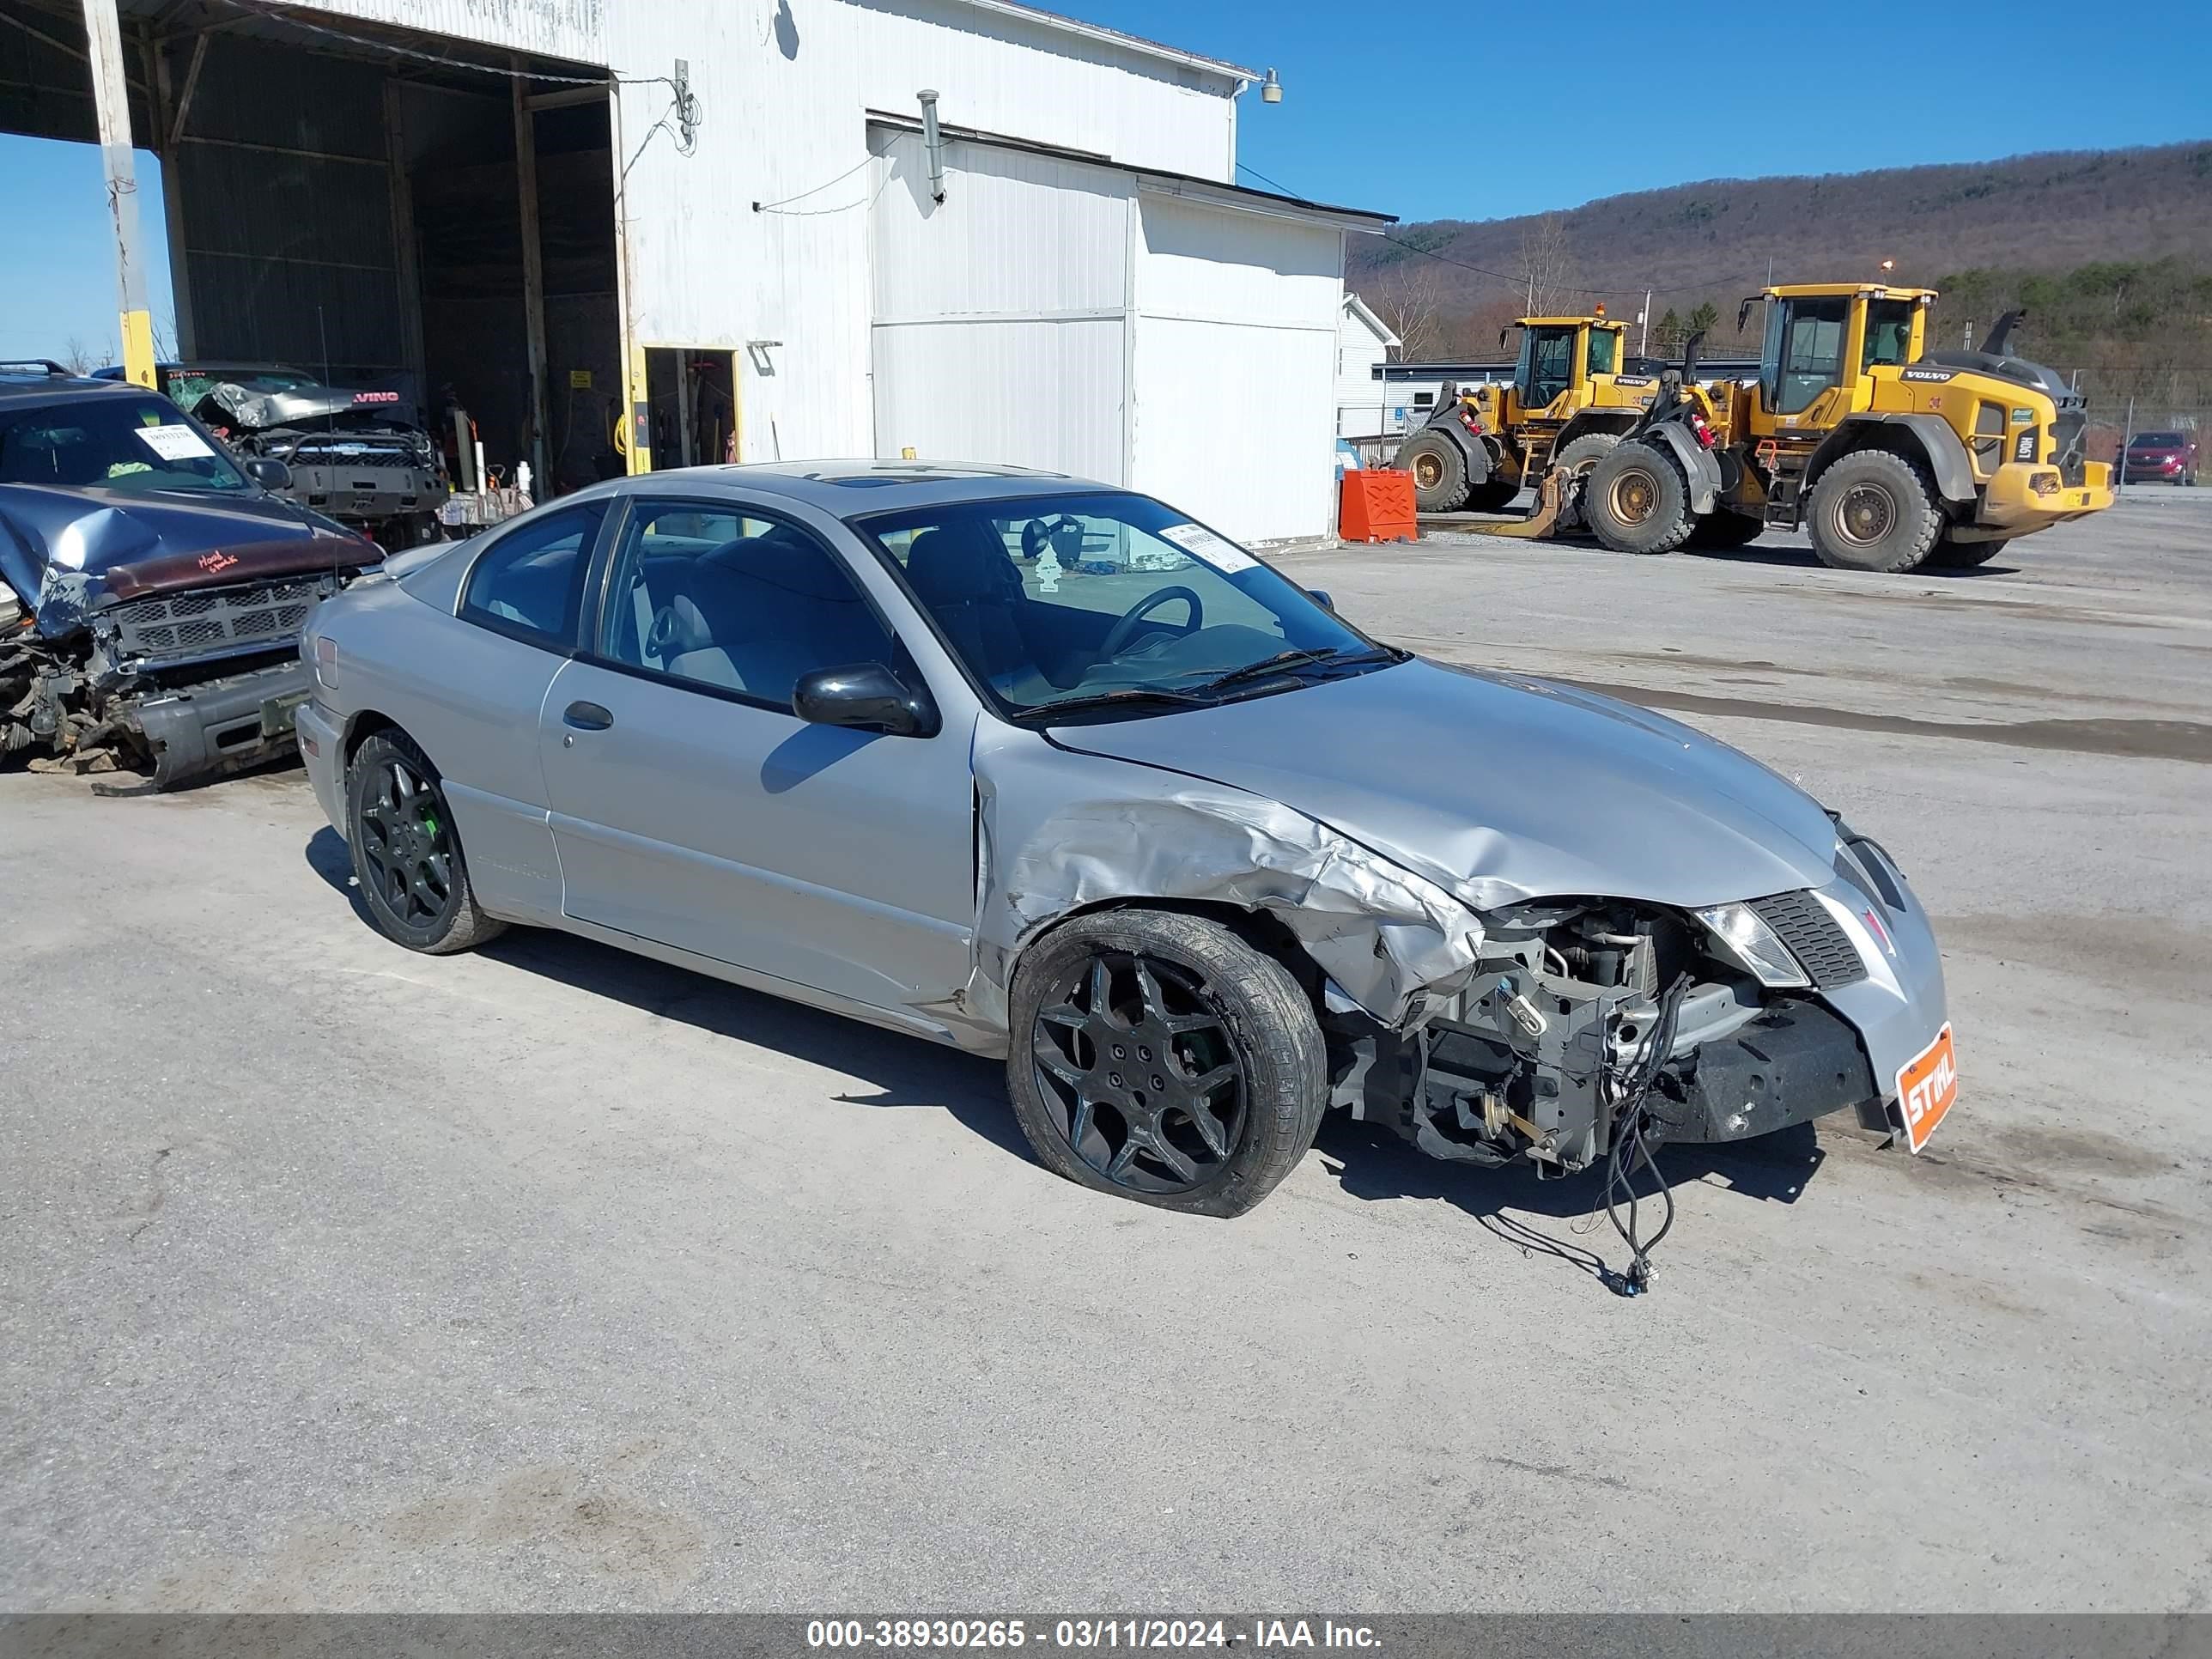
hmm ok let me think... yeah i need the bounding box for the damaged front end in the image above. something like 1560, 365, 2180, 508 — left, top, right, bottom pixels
2, 491, 378, 788
965, 715, 1934, 1288
185, 380, 447, 550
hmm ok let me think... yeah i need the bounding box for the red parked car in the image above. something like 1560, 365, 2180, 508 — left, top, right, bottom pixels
2123, 430, 2198, 485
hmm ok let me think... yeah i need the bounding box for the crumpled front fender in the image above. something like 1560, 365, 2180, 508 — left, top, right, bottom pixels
954, 723, 1486, 1038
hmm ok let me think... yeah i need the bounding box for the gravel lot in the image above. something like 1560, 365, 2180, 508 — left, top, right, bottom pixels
4, 489, 2209, 1613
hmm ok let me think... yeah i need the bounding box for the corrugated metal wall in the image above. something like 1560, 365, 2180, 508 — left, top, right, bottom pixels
171, 33, 401, 374
1130, 193, 1342, 542
604, 0, 1243, 465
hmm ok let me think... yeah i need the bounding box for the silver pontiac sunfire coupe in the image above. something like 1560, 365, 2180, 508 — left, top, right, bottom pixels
296, 462, 1955, 1274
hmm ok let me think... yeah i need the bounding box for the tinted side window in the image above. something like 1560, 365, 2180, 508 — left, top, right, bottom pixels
459, 501, 609, 647
599, 501, 899, 710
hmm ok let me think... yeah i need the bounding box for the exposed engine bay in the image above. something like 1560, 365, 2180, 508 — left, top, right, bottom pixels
1333, 895, 1887, 1289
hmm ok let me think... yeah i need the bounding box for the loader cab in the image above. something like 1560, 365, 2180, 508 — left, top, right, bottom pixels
1745, 285, 1933, 434
1506, 316, 1629, 417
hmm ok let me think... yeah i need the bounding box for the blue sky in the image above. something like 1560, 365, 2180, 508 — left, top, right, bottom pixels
3, 0, 2204, 360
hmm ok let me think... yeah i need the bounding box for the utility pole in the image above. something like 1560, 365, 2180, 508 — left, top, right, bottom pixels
1640, 287, 1652, 356
81, 0, 155, 388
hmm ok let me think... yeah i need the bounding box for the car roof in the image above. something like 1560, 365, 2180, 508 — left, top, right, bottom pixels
597, 459, 1117, 516
0, 368, 159, 412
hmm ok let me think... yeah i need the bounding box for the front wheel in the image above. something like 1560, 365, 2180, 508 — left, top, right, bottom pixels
1806, 449, 1943, 573
1396, 432, 1471, 513
1584, 443, 1694, 555
1007, 910, 1327, 1218
1549, 432, 1621, 532
345, 730, 506, 954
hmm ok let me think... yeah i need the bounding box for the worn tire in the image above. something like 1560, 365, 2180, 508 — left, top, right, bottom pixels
1925, 536, 2007, 568
1549, 432, 1621, 532
1396, 432, 1471, 513
344, 729, 506, 955
1806, 449, 1944, 573
1464, 479, 1519, 513
1687, 509, 1765, 550
1007, 909, 1327, 1218
1585, 442, 1694, 555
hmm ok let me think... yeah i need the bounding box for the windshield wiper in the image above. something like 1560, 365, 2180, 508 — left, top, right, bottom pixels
1194, 644, 1402, 696
1012, 686, 1221, 723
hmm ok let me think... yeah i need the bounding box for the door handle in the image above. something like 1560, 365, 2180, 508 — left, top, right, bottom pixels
562, 700, 614, 732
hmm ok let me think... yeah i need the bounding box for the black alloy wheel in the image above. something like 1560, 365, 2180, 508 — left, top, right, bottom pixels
1006, 908, 1327, 1218
344, 729, 504, 955
1030, 951, 1246, 1196
358, 755, 458, 930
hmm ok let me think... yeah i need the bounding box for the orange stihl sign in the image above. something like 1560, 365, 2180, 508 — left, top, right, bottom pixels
1895, 1023, 1959, 1153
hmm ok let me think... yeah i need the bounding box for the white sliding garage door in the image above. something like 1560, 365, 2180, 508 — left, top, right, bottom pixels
869, 128, 1131, 483
1128, 193, 1343, 544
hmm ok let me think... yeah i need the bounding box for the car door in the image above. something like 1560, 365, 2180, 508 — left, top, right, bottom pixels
536, 494, 976, 1013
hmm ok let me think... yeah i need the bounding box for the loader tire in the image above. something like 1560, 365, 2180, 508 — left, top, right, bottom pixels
1397, 433, 1471, 513
1586, 442, 1694, 555
1550, 433, 1620, 532
1807, 449, 1943, 573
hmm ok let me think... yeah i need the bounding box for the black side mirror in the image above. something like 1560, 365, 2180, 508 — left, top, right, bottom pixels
1306, 588, 1335, 611
792, 662, 939, 738
244, 458, 291, 491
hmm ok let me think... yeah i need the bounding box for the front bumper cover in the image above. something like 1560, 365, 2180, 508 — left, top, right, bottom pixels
128, 658, 317, 788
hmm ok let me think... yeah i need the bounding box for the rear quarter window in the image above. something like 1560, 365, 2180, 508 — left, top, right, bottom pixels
458, 500, 611, 648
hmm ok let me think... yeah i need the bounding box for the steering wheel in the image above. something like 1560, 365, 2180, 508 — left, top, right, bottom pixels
1099, 586, 1202, 658
1020, 514, 1085, 562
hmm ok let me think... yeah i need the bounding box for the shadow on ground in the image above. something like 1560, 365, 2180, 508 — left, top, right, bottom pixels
307, 824, 1832, 1290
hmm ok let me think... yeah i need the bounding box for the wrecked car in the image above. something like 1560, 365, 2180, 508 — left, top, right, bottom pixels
100, 362, 447, 550
2, 364, 382, 788
294, 463, 1956, 1282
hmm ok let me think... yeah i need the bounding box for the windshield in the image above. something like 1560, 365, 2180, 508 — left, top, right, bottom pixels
0, 395, 249, 495
857, 492, 1393, 720
2131, 432, 2185, 447
169, 368, 320, 404
1518, 326, 1577, 406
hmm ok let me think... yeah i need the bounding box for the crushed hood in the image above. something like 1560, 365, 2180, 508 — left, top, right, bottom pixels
191, 381, 421, 433
0, 482, 369, 634
1048, 658, 1840, 911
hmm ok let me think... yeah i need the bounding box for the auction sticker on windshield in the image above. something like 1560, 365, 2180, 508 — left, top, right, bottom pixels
1159, 521, 1257, 573
135, 423, 216, 462
1895, 1022, 1958, 1153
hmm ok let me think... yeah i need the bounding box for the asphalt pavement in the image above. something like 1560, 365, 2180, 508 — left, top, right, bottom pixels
3, 489, 2208, 1613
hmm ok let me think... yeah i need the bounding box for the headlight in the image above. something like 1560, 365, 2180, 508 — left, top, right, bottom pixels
1694, 901, 1810, 988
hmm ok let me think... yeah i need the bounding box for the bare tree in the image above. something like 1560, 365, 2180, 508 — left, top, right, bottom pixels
58, 336, 105, 376
1515, 213, 1578, 315
1367, 258, 1447, 364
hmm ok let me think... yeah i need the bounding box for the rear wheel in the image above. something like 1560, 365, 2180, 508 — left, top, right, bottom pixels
1806, 449, 1943, 573
1007, 909, 1326, 1218
1550, 432, 1621, 532
1397, 432, 1471, 513
345, 730, 505, 955
1585, 442, 1694, 555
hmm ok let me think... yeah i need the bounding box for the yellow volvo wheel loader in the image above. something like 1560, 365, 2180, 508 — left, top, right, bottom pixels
1579, 283, 2112, 571
1391, 312, 1661, 516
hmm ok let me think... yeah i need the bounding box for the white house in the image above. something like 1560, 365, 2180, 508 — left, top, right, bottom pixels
1335, 293, 1400, 438
33, 0, 1395, 542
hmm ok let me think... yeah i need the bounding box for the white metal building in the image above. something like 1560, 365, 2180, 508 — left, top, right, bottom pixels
1334, 292, 1399, 439
10, 0, 1394, 542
